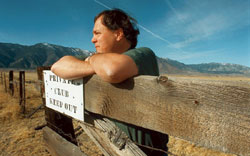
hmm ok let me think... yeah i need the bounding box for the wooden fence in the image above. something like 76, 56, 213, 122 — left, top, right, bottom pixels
36, 67, 250, 156
0, 71, 25, 113
0, 70, 44, 117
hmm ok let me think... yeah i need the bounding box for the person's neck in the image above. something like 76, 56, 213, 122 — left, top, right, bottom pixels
114, 39, 131, 54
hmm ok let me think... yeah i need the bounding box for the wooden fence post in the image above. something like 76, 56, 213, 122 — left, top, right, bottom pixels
9, 70, 14, 96
37, 67, 49, 106
37, 66, 77, 145
15, 81, 18, 93
4, 73, 7, 93
19, 71, 25, 114
0, 72, 2, 85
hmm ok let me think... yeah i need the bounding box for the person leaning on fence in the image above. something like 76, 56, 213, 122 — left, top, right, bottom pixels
51, 9, 169, 156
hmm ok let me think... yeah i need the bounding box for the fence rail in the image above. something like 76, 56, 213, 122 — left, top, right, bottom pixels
38, 66, 250, 156
83, 75, 250, 156
1, 68, 249, 156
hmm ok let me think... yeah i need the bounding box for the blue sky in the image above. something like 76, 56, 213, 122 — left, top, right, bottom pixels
0, 0, 249, 67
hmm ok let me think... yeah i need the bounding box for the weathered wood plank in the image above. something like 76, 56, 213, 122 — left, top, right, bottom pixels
43, 126, 86, 156
79, 112, 147, 156
84, 75, 250, 156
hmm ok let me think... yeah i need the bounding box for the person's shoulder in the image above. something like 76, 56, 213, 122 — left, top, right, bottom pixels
129, 47, 153, 52
124, 47, 159, 75
124, 47, 157, 60
136, 47, 152, 51
126, 47, 155, 55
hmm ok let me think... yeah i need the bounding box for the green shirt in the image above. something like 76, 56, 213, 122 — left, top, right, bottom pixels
124, 47, 159, 76
114, 47, 168, 155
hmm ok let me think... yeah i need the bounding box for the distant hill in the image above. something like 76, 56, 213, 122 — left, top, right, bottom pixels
1, 42, 250, 76
0, 42, 90, 69
158, 57, 250, 76
157, 57, 250, 76
157, 57, 197, 74
188, 63, 250, 75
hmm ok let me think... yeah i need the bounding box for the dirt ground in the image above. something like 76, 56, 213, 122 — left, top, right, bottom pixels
0, 71, 241, 156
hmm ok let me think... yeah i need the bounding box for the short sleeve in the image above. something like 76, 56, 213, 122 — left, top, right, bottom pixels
123, 47, 159, 76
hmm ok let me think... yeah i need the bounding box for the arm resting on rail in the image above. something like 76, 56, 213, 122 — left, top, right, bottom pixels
88, 53, 138, 83
51, 53, 138, 83
51, 56, 95, 80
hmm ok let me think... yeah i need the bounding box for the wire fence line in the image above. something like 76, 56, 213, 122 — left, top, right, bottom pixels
0, 70, 43, 117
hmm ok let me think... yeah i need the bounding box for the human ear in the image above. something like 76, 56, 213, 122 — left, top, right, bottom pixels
115, 28, 124, 41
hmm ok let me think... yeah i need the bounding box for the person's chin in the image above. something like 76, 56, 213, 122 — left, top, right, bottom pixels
96, 48, 103, 53
96, 49, 102, 53
96, 50, 106, 53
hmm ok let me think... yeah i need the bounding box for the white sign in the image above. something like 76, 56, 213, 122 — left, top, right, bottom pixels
43, 70, 84, 121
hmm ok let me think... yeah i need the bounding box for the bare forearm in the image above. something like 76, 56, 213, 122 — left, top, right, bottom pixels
51, 53, 138, 83
51, 56, 95, 79
89, 53, 138, 83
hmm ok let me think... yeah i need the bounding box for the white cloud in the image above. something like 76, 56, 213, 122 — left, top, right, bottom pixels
165, 0, 187, 23
170, 36, 200, 49
171, 14, 228, 48
185, 14, 227, 37
161, 0, 250, 48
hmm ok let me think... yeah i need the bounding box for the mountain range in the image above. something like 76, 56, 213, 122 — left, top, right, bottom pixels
0, 42, 250, 76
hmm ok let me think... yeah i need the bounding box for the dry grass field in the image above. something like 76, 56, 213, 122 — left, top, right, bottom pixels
0, 71, 246, 156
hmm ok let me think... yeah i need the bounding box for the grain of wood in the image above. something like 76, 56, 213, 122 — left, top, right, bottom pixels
79, 113, 146, 156
43, 126, 86, 156
84, 75, 250, 156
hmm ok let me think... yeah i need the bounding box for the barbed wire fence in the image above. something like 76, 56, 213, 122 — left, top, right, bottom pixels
0, 70, 44, 117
